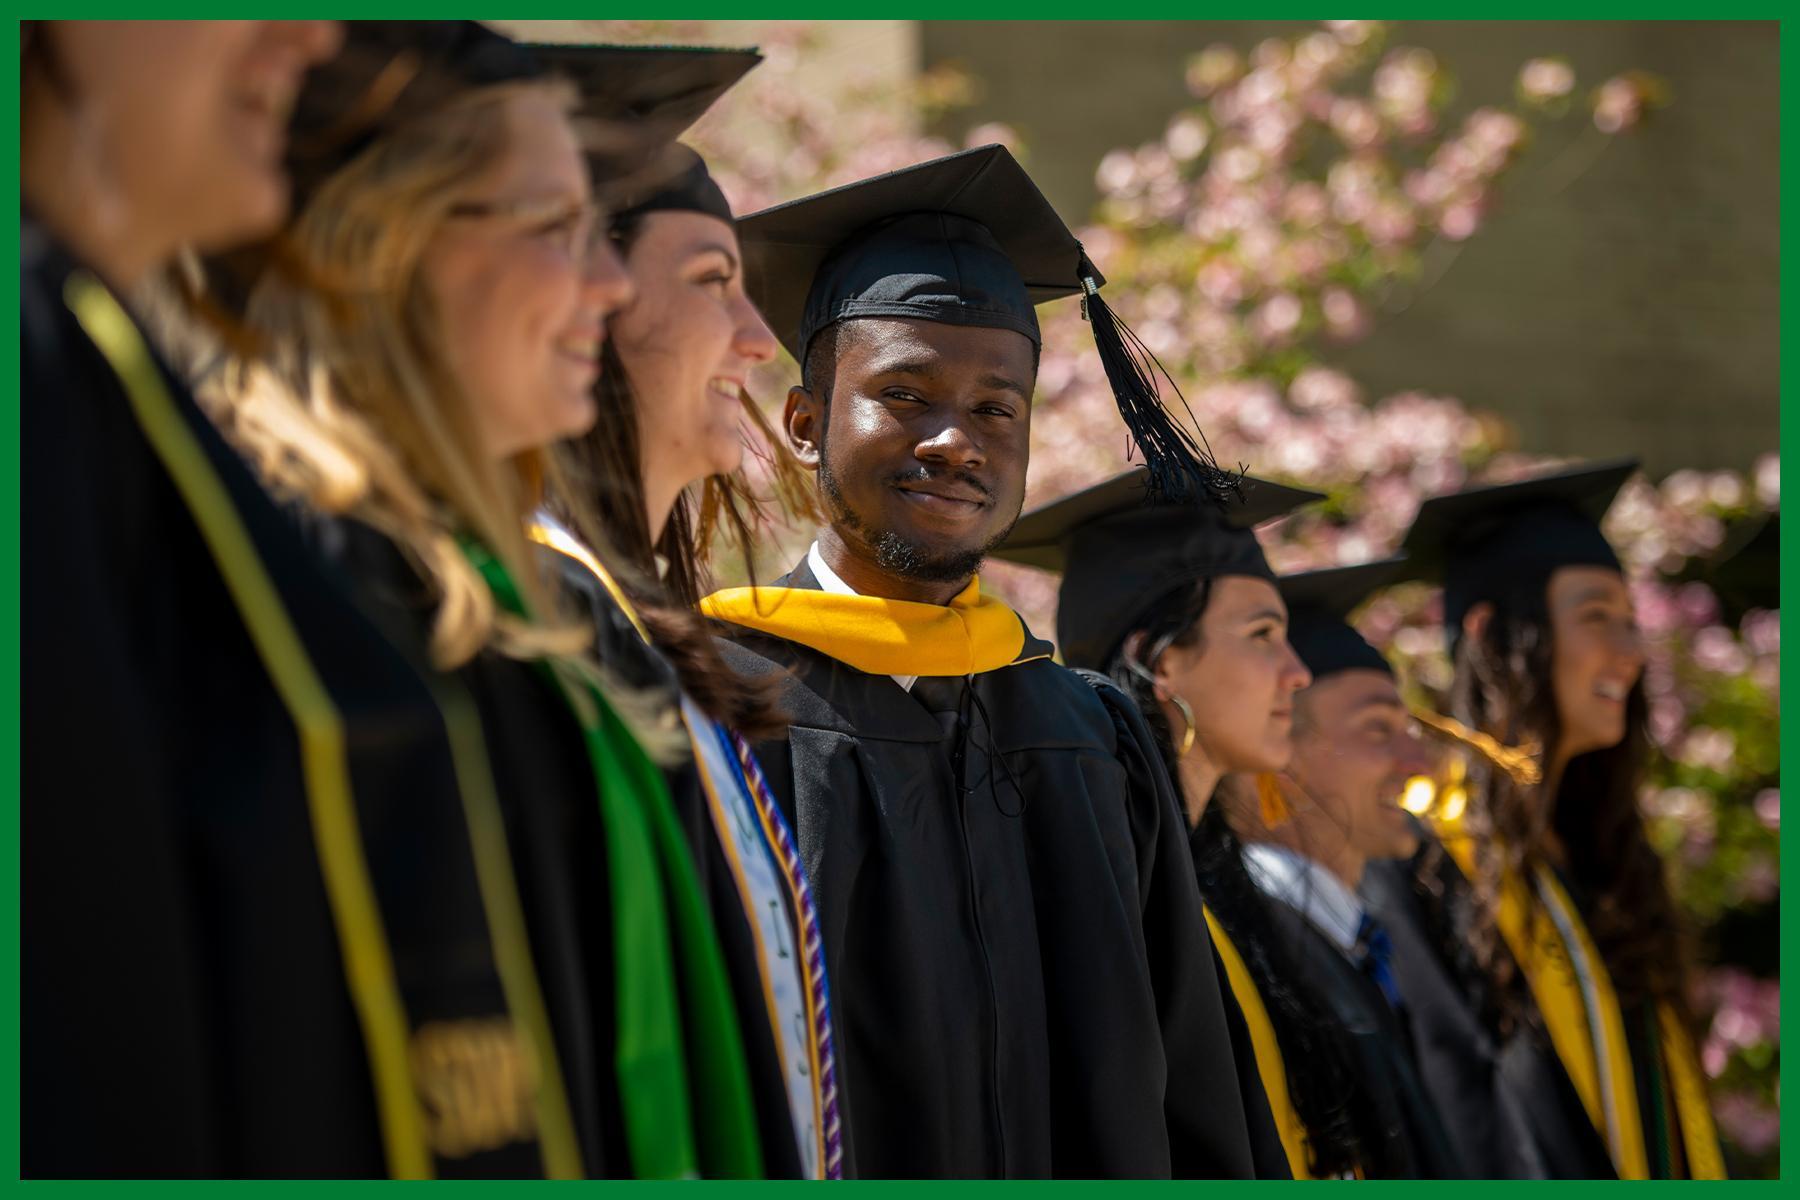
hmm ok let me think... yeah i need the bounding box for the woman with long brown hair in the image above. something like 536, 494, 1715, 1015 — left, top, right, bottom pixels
194, 22, 787, 1178
1364, 460, 1726, 1178
527, 45, 839, 1180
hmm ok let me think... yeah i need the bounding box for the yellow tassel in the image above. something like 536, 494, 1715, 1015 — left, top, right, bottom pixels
1410, 706, 1544, 787
1257, 773, 1291, 828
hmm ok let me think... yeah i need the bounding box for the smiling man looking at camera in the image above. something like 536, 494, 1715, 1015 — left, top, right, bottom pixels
700, 146, 1262, 1180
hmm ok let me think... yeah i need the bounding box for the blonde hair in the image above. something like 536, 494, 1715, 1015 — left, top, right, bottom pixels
199, 79, 610, 671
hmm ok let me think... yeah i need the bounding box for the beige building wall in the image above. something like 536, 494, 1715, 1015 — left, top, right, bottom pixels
921, 20, 1778, 475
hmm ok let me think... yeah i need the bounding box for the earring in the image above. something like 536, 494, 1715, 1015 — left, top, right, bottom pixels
1169, 692, 1198, 758
1257, 773, 1291, 828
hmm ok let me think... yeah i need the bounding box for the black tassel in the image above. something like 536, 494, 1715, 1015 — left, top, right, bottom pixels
1079, 252, 1242, 508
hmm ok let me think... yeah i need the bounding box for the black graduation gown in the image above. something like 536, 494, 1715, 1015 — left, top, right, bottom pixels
1361, 847, 1614, 1178
548, 551, 807, 1179
713, 559, 1257, 1179
21, 220, 630, 1177
25, 224, 359, 1176
1258, 895, 1465, 1178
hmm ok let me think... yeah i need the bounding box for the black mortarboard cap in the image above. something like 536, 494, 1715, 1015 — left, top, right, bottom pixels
738, 145, 1236, 506
522, 42, 761, 223
203, 22, 548, 320
993, 466, 1324, 669
1278, 557, 1407, 680
1689, 511, 1779, 624
285, 22, 547, 214
1401, 458, 1637, 640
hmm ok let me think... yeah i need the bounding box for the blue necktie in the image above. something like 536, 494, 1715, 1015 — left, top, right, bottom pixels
1355, 912, 1405, 1012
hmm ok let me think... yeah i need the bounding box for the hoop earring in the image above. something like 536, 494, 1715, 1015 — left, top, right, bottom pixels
1169, 692, 1197, 758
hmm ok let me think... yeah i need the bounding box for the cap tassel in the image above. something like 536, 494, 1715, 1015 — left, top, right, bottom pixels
1410, 706, 1544, 787
1079, 254, 1240, 507
1256, 772, 1291, 828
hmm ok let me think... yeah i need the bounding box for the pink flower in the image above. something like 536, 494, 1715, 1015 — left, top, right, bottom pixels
1096, 149, 1139, 197
1594, 74, 1646, 133
1437, 201, 1482, 240
1166, 113, 1210, 161
1518, 57, 1576, 103
1187, 46, 1244, 97
1281, 181, 1330, 227
1325, 20, 1379, 47
1675, 582, 1721, 628
1753, 788, 1779, 830
1321, 287, 1372, 341
1676, 727, 1736, 773
964, 122, 1022, 155
1330, 97, 1383, 148
1713, 1092, 1780, 1155
1741, 609, 1779, 657
1754, 453, 1779, 507
1196, 258, 1248, 306
1365, 199, 1418, 245
1248, 291, 1304, 346
1289, 366, 1362, 412
1690, 626, 1749, 677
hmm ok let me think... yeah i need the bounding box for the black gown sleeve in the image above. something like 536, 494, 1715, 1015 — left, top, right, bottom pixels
21, 246, 226, 1175
1075, 671, 1259, 1179
1363, 850, 1605, 1177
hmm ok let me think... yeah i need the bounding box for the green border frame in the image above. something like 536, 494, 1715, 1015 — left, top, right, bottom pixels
0, 11, 1788, 1186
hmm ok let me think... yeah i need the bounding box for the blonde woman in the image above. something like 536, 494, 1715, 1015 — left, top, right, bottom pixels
200, 23, 776, 1179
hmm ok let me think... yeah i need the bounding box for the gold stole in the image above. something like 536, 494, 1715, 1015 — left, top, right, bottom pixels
1205, 908, 1315, 1179
701, 576, 1039, 676
1436, 822, 1724, 1178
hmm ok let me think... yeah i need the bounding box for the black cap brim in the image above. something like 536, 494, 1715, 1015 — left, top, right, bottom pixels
1278, 556, 1411, 620
1400, 458, 1639, 580
995, 467, 1321, 574
521, 42, 760, 215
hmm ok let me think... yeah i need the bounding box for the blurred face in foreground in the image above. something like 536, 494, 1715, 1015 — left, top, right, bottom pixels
1285, 668, 1433, 878
23, 20, 342, 284
422, 88, 635, 460
787, 317, 1035, 603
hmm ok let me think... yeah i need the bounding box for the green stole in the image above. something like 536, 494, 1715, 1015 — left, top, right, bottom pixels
468, 535, 764, 1177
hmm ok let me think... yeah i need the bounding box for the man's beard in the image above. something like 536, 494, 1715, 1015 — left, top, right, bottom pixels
817, 443, 1017, 585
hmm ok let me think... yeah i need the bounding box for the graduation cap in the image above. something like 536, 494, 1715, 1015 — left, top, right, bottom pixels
992, 467, 1324, 669
1685, 511, 1780, 624
737, 144, 1237, 506
1401, 458, 1638, 640
203, 22, 559, 318
1278, 557, 1408, 680
521, 42, 762, 222
284, 22, 547, 214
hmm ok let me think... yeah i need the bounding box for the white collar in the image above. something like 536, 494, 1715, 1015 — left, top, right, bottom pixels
805, 542, 917, 692
1242, 840, 1365, 957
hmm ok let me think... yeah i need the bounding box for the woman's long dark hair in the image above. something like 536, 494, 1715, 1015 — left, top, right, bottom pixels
558, 211, 815, 738
1441, 570, 1692, 1028
1108, 577, 1377, 1179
